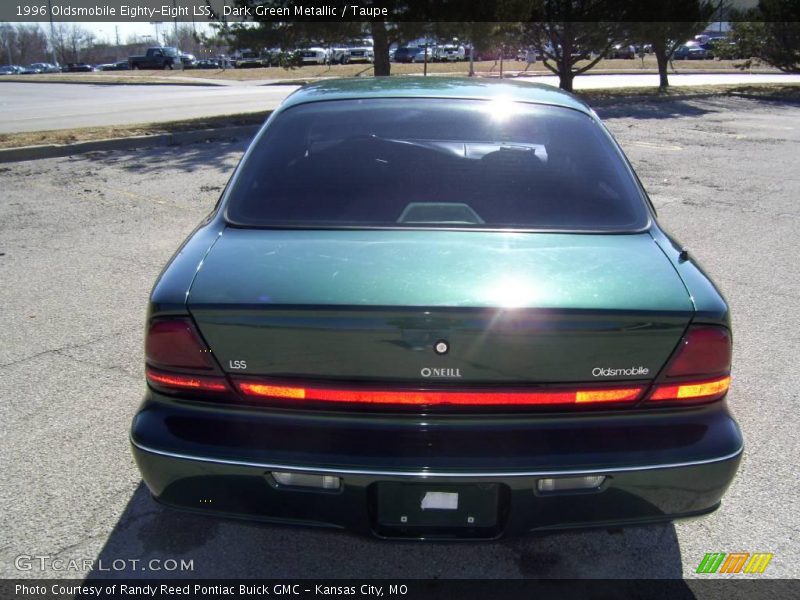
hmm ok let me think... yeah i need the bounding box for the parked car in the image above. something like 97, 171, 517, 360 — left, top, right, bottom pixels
673, 44, 714, 60
180, 53, 196, 69
393, 46, 422, 62
609, 44, 636, 59
298, 47, 329, 65
21, 64, 44, 74
96, 61, 129, 71
516, 49, 539, 63
128, 47, 182, 70
347, 41, 374, 64
328, 45, 350, 65
0, 65, 24, 75
259, 49, 287, 68
28, 62, 60, 73
434, 45, 466, 62
62, 63, 95, 72
393, 46, 431, 63
232, 50, 263, 68
131, 77, 742, 540
195, 59, 221, 69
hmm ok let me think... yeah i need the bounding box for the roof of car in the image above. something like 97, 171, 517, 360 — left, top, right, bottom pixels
281, 77, 593, 115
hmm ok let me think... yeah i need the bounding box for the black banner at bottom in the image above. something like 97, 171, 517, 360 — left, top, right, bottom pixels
2, 579, 799, 600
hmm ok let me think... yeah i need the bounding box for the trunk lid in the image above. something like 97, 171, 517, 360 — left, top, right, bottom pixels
188, 229, 692, 383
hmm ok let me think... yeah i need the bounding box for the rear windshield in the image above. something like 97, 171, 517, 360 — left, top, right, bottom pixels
225, 98, 649, 231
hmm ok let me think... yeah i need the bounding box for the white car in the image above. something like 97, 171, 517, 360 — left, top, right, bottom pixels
517, 49, 539, 63
328, 46, 350, 64
435, 45, 466, 62
414, 47, 436, 63
347, 41, 374, 64
298, 48, 329, 65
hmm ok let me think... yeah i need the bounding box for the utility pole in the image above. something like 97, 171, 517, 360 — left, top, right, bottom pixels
47, 0, 57, 65
172, 0, 178, 42
151, 22, 162, 45
221, 0, 230, 70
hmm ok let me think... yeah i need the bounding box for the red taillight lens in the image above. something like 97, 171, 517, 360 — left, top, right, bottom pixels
662, 326, 731, 379
146, 366, 229, 393
648, 325, 732, 404
145, 318, 229, 395
235, 381, 645, 407
146, 318, 216, 371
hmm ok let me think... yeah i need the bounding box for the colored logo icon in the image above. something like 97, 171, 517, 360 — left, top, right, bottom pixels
696, 552, 773, 574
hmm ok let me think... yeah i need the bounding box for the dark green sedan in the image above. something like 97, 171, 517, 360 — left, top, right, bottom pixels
131, 78, 742, 539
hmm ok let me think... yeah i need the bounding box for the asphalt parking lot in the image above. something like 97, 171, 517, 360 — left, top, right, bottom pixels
1, 93, 798, 579
3, 74, 800, 133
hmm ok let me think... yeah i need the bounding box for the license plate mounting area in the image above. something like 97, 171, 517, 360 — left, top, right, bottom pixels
373, 482, 504, 538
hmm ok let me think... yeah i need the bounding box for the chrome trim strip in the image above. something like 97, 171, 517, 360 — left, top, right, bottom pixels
130, 438, 743, 479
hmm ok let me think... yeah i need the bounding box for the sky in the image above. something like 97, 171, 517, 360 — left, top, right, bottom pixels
76, 21, 214, 45
15, 21, 215, 46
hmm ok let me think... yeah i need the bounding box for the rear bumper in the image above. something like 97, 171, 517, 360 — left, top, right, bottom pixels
130, 392, 743, 539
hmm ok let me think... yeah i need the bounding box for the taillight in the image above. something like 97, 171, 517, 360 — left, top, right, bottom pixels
648, 325, 732, 404
146, 319, 216, 370
145, 318, 229, 395
234, 381, 645, 407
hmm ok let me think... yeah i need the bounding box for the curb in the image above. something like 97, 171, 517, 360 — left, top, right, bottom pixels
0, 78, 223, 87
0, 125, 260, 164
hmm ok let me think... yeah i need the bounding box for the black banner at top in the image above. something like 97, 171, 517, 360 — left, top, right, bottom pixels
0, 0, 770, 23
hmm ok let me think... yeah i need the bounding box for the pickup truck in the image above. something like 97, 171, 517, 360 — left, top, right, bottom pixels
128, 47, 182, 70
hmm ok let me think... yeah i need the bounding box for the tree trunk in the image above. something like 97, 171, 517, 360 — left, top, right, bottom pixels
558, 25, 574, 92
469, 44, 474, 76
654, 42, 670, 89
558, 56, 574, 92
370, 21, 390, 77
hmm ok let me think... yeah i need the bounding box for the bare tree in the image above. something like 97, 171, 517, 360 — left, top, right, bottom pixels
15, 24, 48, 65
50, 23, 69, 63
49, 23, 94, 64
0, 23, 19, 64
163, 24, 205, 55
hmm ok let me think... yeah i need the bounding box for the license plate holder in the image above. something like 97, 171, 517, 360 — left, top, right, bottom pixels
375, 482, 499, 528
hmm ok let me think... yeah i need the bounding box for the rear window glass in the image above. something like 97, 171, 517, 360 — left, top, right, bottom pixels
225, 98, 648, 231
